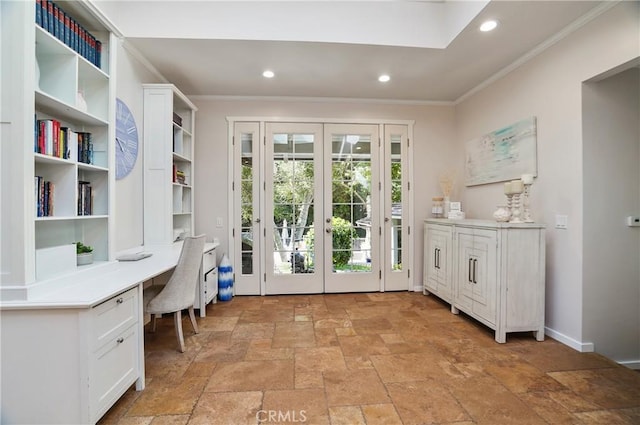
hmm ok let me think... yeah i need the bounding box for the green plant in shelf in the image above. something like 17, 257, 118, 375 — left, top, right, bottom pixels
76, 242, 93, 254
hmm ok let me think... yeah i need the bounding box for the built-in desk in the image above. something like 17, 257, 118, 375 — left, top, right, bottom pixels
0, 241, 218, 424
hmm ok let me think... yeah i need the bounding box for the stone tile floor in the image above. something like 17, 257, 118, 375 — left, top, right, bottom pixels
98, 292, 640, 424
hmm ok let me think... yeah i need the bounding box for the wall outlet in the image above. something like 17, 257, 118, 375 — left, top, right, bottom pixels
555, 214, 568, 229
626, 216, 640, 227
216, 217, 223, 228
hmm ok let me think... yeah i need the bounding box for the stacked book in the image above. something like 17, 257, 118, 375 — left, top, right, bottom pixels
35, 176, 54, 217
78, 181, 93, 216
35, 0, 102, 69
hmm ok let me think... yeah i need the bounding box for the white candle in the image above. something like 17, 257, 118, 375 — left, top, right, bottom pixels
511, 179, 524, 193
521, 174, 534, 185
504, 182, 512, 195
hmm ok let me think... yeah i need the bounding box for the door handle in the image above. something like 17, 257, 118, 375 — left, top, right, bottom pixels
468, 258, 473, 282
385, 217, 390, 222
326, 228, 332, 234
436, 248, 440, 269
255, 218, 261, 223
326, 218, 331, 223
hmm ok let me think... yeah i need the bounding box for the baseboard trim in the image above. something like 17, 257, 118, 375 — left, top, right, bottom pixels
617, 360, 640, 370
545, 327, 595, 352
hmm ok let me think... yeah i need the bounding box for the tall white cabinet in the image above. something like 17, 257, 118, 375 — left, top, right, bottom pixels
143, 84, 197, 246
423, 219, 546, 343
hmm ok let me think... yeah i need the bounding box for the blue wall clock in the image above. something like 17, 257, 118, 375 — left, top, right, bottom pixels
115, 98, 139, 180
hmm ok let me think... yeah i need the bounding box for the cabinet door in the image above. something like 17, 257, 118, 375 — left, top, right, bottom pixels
455, 231, 475, 312
455, 228, 498, 325
428, 225, 452, 297
469, 229, 498, 325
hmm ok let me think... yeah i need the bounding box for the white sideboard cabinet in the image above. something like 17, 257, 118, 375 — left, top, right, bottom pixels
423, 219, 545, 343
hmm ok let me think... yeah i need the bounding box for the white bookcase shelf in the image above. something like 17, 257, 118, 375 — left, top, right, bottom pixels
1, 0, 115, 292
143, 84, 197, 245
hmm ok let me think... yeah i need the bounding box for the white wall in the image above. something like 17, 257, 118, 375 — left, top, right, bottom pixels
114, 42, 165, 252
455, 2, 639, 350
582, 67, 640, 365
192, 98, 456, 283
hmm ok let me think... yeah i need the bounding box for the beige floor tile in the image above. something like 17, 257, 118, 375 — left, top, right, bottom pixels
262, 388, 328, 424
370, 352, 451, 382
549, 367, 640, 409
127, 377, 208, 416
245, 339, 295, 361
205, 360, 294, 392
328, 406, 366, 425
386, 380, 469, 425
481, 359, 567, 393
150, 415, 190, 425
324, 369, 390, 406
338, 334, 391, 357
187, 391, 262, 425
449, 375, 548, 425
295, 346, 347, 373
231, 322, 275, 340
360, 404, 402, 425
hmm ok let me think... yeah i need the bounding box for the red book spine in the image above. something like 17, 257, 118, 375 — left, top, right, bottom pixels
52, 119, 60, 157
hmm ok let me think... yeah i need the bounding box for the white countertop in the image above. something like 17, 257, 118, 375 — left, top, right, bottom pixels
0, 242, 218, 310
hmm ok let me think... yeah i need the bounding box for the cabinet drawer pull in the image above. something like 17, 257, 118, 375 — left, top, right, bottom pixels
473, 259, 478, 284
468, 258, 473, 282
116, 337, 124, 344
116, 297, 124, 304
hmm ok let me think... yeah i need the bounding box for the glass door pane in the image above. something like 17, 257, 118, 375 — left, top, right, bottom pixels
384, 124, 409, 291
233, 122, 261, 295
265, 123, 324, 294
324, 124, 380, 293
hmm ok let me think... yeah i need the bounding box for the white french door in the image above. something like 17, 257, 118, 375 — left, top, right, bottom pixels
231, 120, 412, 295
323, 124, 380, 292
232, 122, 261, 295
383, 125, 410, 291
264, 123, 324, 294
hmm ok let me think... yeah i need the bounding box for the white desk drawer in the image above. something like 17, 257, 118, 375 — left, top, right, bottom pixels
90, 325, 139, 422
203, 248, 216, 272
92, 287, 138, 350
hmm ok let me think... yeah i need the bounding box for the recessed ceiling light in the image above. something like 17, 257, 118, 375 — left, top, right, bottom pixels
480, 20, 498, 32
262, 70, 275, 78
378, 74, 390, 83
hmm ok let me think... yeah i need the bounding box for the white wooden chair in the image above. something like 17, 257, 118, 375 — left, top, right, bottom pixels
144, 234, 206, 352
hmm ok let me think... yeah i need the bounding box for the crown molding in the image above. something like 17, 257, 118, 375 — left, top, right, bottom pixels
454, 1, 620, 105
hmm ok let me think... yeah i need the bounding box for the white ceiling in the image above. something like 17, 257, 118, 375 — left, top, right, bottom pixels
101, 1, 608, 102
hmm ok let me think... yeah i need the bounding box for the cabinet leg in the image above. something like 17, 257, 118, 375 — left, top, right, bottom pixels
495, 332, 506, 343
423, 288, 430, 296
534, 328, 545, 341
451, 305, 459, 315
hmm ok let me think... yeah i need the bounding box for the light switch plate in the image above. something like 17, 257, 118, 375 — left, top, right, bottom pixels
555, 214, 568, 229
626, 216, 640, 227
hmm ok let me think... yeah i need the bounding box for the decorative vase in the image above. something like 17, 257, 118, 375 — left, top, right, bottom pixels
218, 254, 234, 301
493, 205, 511, 222
76, 91, 88, 112
77, 252, 93, 266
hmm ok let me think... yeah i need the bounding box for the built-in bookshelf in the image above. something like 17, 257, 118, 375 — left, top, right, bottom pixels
143, 84, 197, 245
0, 0, 115, 289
